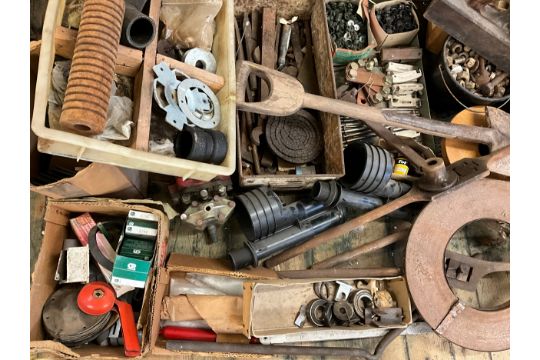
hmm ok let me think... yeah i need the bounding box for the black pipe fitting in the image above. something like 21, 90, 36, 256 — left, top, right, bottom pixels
341, 141, 410, 199
174, 126, 228, 165
228, 207, 346, 270
235, 187, 326, 242
122, 0, 156, 49
312, 180, 383, 210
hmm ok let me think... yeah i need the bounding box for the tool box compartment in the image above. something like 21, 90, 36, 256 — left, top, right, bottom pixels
147, 254, 277, 355
30, 199, 169, 358
243, 276, 412, 342
31, 0, 236, 181
235, 0, 346, 189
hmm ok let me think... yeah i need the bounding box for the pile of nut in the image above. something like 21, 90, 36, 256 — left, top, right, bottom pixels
375, 2, 417, 34
294, 280, 403, 328
445, 37, 509, 98
326, 1, 367, 50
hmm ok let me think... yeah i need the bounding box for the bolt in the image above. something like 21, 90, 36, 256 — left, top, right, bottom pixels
200, 189, 209, 200
180, 213, 188, 220
218, 185, 227, 195
228, 201, 236, 208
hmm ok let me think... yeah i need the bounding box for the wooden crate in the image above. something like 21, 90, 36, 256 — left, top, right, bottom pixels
235, 0, 345, 190
31, 0, 236, 181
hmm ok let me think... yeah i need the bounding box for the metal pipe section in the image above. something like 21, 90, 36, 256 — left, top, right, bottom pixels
312, 180, 383, 210
166, 340, 374, 358
228, 207, 345, 270
121, 0, 156, 49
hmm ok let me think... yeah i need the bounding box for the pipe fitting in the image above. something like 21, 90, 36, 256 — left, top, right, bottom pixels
228, 207, 346, 270
341, 141, 410, 199
121, 0, 156, 49
235, 187, 325, 242
174, 126, 227, 165
311, 180, 383, 210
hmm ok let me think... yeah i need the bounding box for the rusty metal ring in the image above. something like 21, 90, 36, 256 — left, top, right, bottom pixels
306, 298, 329, 327
405, 178, 509, 351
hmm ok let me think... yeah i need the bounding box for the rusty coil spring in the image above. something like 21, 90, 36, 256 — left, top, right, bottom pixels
59, 0, 125, 135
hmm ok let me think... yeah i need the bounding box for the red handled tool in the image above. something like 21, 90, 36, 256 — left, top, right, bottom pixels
77, 282, 141, 357
160, 326, 217, 342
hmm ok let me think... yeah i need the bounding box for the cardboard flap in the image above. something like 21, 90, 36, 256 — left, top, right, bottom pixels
43, 204, 70, 226
30, 341, 79, 359
187, 295, 244, 334
167, 254, 278, 279
31, 163, 145, 200
161, 295, 202, 321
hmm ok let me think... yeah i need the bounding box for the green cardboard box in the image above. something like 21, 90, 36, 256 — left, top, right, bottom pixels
111, 255, 152, 288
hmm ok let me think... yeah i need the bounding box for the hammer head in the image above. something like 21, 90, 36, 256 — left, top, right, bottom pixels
236, 60, 305, 117
485, 106, 510, 151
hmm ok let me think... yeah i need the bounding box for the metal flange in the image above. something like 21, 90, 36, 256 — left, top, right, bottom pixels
177, 78, 221, 129
405, 178, 509, 352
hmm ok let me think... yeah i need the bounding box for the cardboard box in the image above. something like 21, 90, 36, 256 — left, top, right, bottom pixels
317, 0, 378, 66
369, 0, 419, 48
148, 254, 277, 356
30, 199, 169, 358
31, 160, 147, 200
243, 276, 412, 342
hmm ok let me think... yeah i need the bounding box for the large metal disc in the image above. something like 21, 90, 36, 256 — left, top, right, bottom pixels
405, 178, 509, 351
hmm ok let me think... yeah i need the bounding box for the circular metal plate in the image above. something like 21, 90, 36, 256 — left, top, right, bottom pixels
177, 79, 221, 129
405, 179, 509, 351
265, 110, 323, 164
42, 285, 111, 346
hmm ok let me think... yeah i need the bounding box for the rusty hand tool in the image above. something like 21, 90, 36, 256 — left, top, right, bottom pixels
264, 146, 509, 268
236, 61, 510, 153
311, 227, 410, 270
277, 17, 298, 70
444, 250, 510, 292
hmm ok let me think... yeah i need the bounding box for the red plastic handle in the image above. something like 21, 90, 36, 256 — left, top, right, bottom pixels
160, 326, 217, 342
114, 299, 141, 357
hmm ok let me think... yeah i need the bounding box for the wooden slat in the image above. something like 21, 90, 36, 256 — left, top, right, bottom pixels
491, 350, 510, 360
53, 26, 143, 77
405, 332, 454, 360
260, 7, 277, 98
380, 336, 409, 360
452, 344, 491, 360
131, 0, 162, 151
156, 54, 226, 94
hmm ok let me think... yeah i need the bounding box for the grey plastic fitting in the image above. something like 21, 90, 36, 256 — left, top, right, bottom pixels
228, 207, 346, 270
341, 141, 410, 199
122, 0, 156, 49
235, 187, 326, 242
312, 180, 383, 210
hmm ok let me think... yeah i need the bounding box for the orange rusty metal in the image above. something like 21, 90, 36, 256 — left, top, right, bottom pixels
405, 178, 509, 351
59, 0, 125, 135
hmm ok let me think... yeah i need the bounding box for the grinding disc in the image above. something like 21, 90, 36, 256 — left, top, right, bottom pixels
265, 110, 323, 164
42, 285, 112, 347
